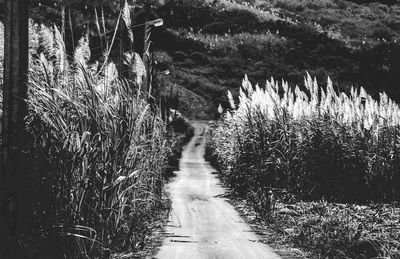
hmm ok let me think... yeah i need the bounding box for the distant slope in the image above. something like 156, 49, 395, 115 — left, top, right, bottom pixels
153, 0, 400, 119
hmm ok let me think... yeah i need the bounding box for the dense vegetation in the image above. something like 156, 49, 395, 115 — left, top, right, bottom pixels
207, 75, 400, 257
210, 74, 400, 201
149, 0, 400, 119
4, 0, 398, 120
1, 0, 400, 257
0, 2, 187, 256
197, 2, 400, 255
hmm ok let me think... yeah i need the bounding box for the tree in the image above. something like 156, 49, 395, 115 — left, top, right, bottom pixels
1, 0, 29, 257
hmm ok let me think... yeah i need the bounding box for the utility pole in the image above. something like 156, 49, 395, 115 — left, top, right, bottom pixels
68, 3, 75, 50
143, 0, 151, 98
61, 0, 66, 41
1, 0, 30, 256
119, 0, 124, 72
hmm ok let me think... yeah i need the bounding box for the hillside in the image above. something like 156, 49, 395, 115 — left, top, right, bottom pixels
150, 0, 400, 119
2, 0, 398, 119
1, 1, 400, 258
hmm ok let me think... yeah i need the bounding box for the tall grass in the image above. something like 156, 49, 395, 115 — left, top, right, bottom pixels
207, 74, 400, 257
0, 17, 170, 258
180, 29, 285, 56
209, 74, 400, 202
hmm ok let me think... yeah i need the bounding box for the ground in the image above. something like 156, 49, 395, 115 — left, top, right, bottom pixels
154, 122, 281, 258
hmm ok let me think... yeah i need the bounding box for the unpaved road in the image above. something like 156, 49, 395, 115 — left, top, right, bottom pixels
155, 122, 280, 259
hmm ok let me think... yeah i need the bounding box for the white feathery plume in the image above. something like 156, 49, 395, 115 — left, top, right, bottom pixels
40, 24, 55, 59
227, 90, 236, 109
53, 24, 68, 75
122, 0, 134, 43
74, 34, 91, 68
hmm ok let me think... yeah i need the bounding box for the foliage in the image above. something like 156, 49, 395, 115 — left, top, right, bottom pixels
0, 19, 170, 258
209, 74, 400, 202
234, 197, 400, 258
284, 201, 400, 258
154, 0, 400, 120
207, 74, 400, 257
163, 111, 195, 178
180, 29, 285, 57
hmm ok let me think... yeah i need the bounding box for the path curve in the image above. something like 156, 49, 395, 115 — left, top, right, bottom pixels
155, 122, 280, 259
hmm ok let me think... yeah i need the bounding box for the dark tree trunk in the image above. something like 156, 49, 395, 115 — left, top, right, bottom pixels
1, 0, 29, 257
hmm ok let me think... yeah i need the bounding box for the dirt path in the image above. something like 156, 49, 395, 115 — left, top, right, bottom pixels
155, 122, 280, 259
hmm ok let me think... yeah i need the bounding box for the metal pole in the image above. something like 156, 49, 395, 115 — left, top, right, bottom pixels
142, 0, 150, 97
119, 0, 124, 73
61, 0, 65, 41
68, 5, 75, 50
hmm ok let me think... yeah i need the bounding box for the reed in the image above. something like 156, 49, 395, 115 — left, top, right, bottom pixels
210, 74, 400, 203
1, 14, 170, 258
207, 74, 400, 257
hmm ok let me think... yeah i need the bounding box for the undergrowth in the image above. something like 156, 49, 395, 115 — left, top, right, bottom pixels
207, 74, 400, 257
0, 4, 174, 257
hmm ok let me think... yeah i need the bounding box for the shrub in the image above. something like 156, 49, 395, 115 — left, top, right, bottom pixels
210, 74, 400, 203
208, 74, 400, 257
372, 25, 395, 40
0, 21, 170, 258
202, 22, 228, 34
189, 51, 209, 64
173, 50, 188, 61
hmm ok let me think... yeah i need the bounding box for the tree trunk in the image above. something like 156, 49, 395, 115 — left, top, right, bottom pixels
1, 0, 29, 257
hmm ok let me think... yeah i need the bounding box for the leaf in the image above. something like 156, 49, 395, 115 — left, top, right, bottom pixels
53, 24, 68, 75
74, 34, 91, 68
122, 0, 134, 44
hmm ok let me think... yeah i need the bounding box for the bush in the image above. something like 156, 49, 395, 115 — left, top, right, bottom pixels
238, 42, 262, 59
372, 25, 395, 40
173, 50, 188, 61
275, 0, 305, 12
210, 74, 400, 203
189, 51, 209, 64
207, 74, 400, 257
0, 22, 170, 258
202, 22, 228, 34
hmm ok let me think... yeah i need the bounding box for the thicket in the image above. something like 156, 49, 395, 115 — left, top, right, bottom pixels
207, 74, 400, 257
0, 7, 174, 257
153, 0, 400, 121
209, 74, 400, 203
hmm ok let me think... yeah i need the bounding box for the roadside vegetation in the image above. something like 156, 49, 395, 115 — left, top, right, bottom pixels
1, 0, 400, 257
207, 74, 400, 258
0, 2, 191, 257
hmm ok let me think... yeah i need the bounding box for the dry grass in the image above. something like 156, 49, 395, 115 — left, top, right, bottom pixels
0, 11, 172, 258
207, 74, 400, 257
233, 196, 400, 258
179, 29, 285, 56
